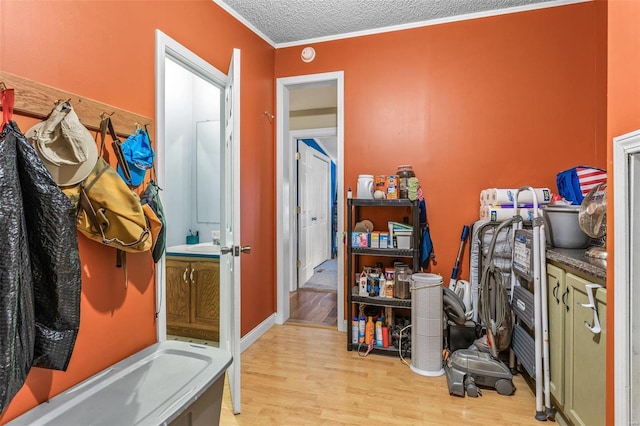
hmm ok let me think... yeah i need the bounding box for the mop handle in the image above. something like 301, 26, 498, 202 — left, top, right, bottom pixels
451, 225, 470, 281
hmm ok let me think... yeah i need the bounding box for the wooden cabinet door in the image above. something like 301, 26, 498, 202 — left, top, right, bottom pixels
166, 259, 191, 326
564, 273, 606, 426
191, 260, 220, 328
546, 263, 566, 407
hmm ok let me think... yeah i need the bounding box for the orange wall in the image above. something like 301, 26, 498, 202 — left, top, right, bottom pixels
606, 0, 640, 423
0, 1, 275, 422
276, 3, 606, 284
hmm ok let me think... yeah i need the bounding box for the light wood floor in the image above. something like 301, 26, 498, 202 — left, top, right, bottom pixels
288, 289, 337, 327
219, 324, 541, 425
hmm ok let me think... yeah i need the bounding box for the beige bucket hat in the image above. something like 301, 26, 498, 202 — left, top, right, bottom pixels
25, 102, 98, 186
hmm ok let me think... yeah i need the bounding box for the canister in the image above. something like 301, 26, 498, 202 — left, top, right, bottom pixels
396, 165, 415, 199
394, 264, 412, 299
356, 174, 374, 199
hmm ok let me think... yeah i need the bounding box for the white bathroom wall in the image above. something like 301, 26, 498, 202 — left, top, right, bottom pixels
165, 58, 194, 247
164, 57, 221, 247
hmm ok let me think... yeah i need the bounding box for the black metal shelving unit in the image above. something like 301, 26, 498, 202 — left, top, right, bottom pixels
346, 198, 420, 352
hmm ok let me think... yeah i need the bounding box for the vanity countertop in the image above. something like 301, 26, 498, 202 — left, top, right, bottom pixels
166, 243, 220, 259
546, 247, 606, 282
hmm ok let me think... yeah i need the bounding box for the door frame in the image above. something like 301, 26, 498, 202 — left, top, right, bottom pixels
154, 29, 229, 340
613, 129, 640, 425
276, 72, 345, 331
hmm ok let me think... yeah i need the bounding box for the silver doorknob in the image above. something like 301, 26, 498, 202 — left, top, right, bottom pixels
221, 245, 252, 256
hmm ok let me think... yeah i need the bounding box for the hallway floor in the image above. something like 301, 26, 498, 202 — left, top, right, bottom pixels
218, 324, 541, 425
288, 289, 337, 327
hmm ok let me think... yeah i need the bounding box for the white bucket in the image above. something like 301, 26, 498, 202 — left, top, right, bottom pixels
410, 273, 444, 377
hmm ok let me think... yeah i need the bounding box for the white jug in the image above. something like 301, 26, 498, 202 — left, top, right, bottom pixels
357, 175, 374, 199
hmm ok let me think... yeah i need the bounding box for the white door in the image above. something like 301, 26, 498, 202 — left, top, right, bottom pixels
297, 140, 331, 286
220, 48, 243, 415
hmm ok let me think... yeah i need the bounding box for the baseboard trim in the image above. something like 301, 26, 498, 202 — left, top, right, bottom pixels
241, 313, 276, 353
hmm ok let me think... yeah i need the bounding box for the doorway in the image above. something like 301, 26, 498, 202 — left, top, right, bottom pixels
154, 30, 243, 414
276, 72, 345, 332
290, 133, 336, 327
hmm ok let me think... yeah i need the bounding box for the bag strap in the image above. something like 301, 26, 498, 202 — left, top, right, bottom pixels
144, 123, 158, 183
0, 83, 15, 131
116, 250, 128, 288
99, 116, 132, 182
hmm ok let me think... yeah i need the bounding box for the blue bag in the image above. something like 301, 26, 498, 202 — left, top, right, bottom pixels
556, 166, 606, 205
419, 199, 436, 269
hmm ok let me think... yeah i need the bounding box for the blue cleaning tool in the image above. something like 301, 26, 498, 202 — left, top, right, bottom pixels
450, 225, 470, 287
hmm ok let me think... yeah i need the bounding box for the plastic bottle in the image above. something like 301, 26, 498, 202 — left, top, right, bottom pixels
369, 271, 379, 297
365, 316, 374, 345
358, 270, 368, 296
352, 317, 359, 344
378, 276, 386, 298
358, 315, 366, 343
375, 317, 383, 347
382, 326, 389, 348
385, 279, 394, 298
347, 187, 352, 199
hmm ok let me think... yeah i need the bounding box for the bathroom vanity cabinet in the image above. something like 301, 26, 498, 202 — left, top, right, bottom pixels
546, 254, 606, 426
166, 256, 220, 341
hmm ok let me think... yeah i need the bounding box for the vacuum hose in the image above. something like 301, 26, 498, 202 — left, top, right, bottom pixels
478, 218, 515, 358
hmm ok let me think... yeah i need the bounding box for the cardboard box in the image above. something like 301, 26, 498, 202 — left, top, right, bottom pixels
379, 232, 389, 249
351, 232, 370, 248
370, 232, 380, 248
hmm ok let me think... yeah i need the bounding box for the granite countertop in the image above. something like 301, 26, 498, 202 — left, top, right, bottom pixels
546, 247, 606, 281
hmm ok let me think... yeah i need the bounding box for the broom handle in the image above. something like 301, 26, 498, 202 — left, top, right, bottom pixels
450, 225, 470, 284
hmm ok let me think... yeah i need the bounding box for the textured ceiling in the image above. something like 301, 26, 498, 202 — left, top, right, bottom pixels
215, 0, 566, 46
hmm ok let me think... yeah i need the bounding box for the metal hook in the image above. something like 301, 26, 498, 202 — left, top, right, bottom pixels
55, 99, 72, 110
263, 111, 274, 124
577, 283, 602, 334
100, 111, 115, 119
135, 122, 150, 131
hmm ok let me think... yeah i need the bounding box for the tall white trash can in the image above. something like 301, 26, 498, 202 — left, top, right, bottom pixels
410, 273, 444, 376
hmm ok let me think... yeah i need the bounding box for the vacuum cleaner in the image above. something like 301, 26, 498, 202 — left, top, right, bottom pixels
443, 287, 515, 397
444, 219, 516, 398
445, 349, 515, 397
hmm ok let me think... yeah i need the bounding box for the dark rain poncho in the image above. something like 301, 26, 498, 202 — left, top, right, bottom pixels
0, 121, 81, 413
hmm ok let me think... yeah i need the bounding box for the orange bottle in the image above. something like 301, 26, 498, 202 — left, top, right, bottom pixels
365, 316, 375, 345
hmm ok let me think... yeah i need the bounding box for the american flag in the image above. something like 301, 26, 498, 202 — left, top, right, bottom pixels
576, 167, 607, 195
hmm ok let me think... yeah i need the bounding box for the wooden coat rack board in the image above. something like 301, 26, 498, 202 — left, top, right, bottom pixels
0, 70, 152, 138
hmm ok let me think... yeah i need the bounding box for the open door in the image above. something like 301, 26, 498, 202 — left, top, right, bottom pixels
297, 140, 331, 287
220, 48, 244, 415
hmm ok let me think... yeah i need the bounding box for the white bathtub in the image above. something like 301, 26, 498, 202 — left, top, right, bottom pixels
7, 341, 232, 426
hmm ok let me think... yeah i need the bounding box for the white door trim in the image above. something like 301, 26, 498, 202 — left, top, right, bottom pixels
276, 72, 345, 332
613, 129, 640, 425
